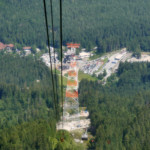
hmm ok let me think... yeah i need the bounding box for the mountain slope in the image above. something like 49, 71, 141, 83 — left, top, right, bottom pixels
1, 0, 150, 51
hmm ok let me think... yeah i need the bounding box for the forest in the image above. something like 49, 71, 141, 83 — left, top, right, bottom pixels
79, 62, 150, 150
1, 0, 150, 149
1, 0, 150, 52
0, 53, 83, 149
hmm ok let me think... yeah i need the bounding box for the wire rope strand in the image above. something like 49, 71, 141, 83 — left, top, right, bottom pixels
42, 0, 58, 119
59, 0, 64, 128
49, 0, 59, 119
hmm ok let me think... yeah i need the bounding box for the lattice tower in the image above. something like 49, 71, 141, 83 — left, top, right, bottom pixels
63, 61, 80, 123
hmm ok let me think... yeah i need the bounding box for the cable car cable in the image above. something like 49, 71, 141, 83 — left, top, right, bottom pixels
59, 0, 64, 128
50, 0, 59, 119
42, 0, 58, 119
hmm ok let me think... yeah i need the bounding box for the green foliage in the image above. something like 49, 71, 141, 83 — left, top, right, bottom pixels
0, 54, 60, 128
0, 120, 82, 150
0, 53, 52, 86
98, 70, 107, 80
1, 0, 150, 52
79, 62, 150, 149
32, 45, 36, 54
78, 71, 98, 82
97, 74, 103, 80
0, 54, 82, 150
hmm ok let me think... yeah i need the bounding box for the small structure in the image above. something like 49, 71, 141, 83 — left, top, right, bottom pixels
6, 44, 14, 50
0, 42, 6, 50
0, 43, 14, 51
23, 47, 31, 51
115, 54, 123, 60
79, 52, 91, 59
82, 129, 88, 140
66, 43, 80, 55
5, 44, 14, 52
23, 47, 32, 56
36, 48, 40, 53
66, 43, 80, 48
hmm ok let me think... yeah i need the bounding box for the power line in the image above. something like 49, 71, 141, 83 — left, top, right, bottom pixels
50, 0, 59, 119
42, 0, 58, 119
59, 0, 64, 127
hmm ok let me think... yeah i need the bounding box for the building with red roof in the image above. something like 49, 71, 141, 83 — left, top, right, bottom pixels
67, 43, 80, 48
5, 44, 14, 51
7, 44, 14, 48
23, 47, 32, 56
0, 42, 15, 51
0, 42, 6, 50
23, 47, 31, 50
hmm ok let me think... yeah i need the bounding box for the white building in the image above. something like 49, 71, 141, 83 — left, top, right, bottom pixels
41, 52, 59, 67
65, 48, 76, 55
115, 54, 123, 60
79, 52, 91, 59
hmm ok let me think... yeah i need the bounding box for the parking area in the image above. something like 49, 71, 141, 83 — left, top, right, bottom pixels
80, 59, 103, 75
79, 48, 131, 79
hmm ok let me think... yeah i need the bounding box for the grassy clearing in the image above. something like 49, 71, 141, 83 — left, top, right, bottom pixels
89, 53, 103, 60
78, 70, 97, 82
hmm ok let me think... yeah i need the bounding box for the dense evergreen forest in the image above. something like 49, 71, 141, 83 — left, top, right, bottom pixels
79, 62, 150, 150
0, 54, 83, 149
1, 0, 150, 52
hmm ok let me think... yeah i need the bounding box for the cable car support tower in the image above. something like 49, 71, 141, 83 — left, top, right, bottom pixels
57, 43, 90, 131
63, 60, 79, 123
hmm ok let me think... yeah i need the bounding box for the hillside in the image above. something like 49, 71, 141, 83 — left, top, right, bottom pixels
79, 62, 150, 149
0, 54, 58, 126
1, 0, 150, 52
0, 54, 85, 149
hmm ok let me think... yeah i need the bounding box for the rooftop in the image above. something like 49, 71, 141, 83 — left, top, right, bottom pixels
0, 42, 6, 50
67, 43, 80, 48
23, 47, 31, 50
7, 44, 14, 48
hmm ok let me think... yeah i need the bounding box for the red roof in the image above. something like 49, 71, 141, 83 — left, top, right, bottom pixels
67, 43, 80, 48
23, 47, 31, 50
0, 42, 6, 50
7, 44, 14, 48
